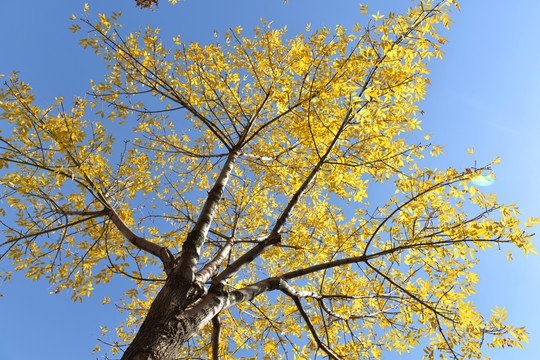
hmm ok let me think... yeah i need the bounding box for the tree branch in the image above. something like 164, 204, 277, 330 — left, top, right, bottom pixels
195, 238, 235, 285
211, 316, 221, 360
281, 237, 508, 281
180, 238, 236, 309
0, 213, 104, 249
213, 110, 353, 286
225, 277, 282, 309
279, 281, 342, 360
82, 19, 234, 150
107, 208, 175, 274
170, 149, 240, 300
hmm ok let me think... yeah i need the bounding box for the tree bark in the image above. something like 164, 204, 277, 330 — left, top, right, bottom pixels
121, 282, 226, 360
121, 276, 284, 359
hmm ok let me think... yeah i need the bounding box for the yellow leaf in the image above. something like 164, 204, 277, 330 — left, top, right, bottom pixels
372, 11, 384, 21
360, 3, 369, 14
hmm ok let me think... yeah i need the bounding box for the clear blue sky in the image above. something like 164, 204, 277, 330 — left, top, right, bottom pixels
0, 0, 538, 359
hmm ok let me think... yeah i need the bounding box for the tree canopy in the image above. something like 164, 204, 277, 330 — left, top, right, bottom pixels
0, 1, 536, 359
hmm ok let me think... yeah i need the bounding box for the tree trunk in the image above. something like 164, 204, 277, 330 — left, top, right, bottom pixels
121, 279, 226, 360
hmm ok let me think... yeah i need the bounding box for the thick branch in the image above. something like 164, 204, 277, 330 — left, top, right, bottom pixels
195, 238, 235, 284
212, 233, 280, 286
180, 238, 235, 309
107, 208, 175, 273
225, 277, 283, 310
170, 150, 240, 301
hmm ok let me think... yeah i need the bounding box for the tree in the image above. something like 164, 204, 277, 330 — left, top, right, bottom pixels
0, 0, 536, 359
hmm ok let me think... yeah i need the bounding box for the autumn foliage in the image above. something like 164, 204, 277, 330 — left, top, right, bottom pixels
0, 1, 536, 359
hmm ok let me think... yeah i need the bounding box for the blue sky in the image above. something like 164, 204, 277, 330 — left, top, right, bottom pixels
0, 0, 539, 359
